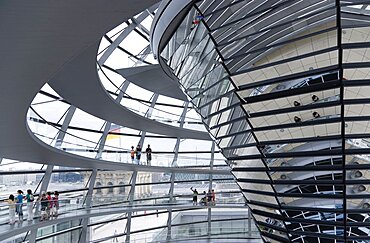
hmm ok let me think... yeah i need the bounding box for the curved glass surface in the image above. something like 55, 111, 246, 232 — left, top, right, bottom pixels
159, 0, 370, 242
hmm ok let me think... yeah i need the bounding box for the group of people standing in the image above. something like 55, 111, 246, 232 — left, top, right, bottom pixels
190, 187, 216, 206
7, 190, 34, 224
39, 191, 59, 221
6, 190, 59, 224
130, 144, 152, 165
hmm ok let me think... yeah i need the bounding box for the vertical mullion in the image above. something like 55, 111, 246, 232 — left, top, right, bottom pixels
337, 0, 346, 241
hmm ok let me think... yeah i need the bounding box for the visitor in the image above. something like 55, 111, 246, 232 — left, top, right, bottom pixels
207, 190, 212, 204
200, 191, 207, 205
190, 187, 198, 205
199, 197, 207, 205
211, 189, 215, 205
7, 194, 16, 225
130, 146, 135, 163
25, 189, 35, 221
294, 116, 301, 123
39, 192, 49, 221
46, 192, 52, 218
16, 190, 24, 221
293, 101, 301, 107
312, 94, 319, 102
313, 111, 320, 118
136, 144, 142, 164
146, 144, 152, 165
50, 191, 59, 218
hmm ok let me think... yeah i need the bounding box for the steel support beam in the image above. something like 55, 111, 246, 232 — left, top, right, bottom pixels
97, 3, 158, 66
166, 172, 176, 240
171, 102, 189, 167
138, 93, 159, 148
166, 102, 189, 240
125, 171, 137, 243
55, 106, 77, 148
208, 142, 215, 236
79, 169, 98, 243
133, 44, 152, 66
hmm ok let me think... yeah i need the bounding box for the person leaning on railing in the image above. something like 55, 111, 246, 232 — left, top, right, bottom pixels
25, 189, 35, 221
200, 191, 207, 205
16, 190, 24, 222
50, 191, 59, 218
39, 192, 49, 221
6, 194, 16, 225
46, 191, 53, 217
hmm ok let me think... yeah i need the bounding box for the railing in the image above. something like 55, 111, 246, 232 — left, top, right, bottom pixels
0, 194, 245, 225
94, 226, 261, 243
152, 227, 261, 242
27, 110, 227, 168
0, 195, 249, 242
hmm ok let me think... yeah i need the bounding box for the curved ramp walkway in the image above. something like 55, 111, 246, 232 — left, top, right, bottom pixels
49, 43, 210, 140
0, 203, 246, 241
117, 64, 188, 101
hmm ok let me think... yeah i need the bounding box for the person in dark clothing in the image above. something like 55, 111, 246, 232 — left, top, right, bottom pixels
312, 95, 319, 102
200, 191, 207, 205
39, 193, 49, 221
190, 187, 198, 205
136, 144, 142, 164
294, 116, 301, 123
145, 144, 152, 165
